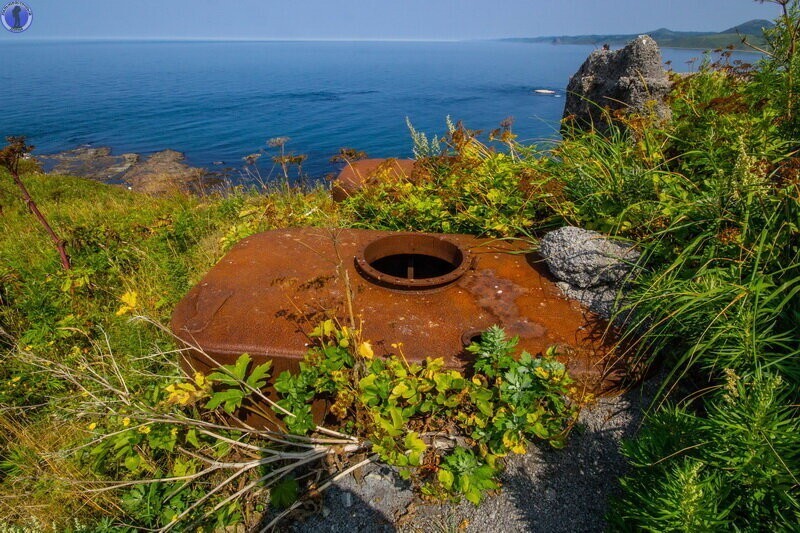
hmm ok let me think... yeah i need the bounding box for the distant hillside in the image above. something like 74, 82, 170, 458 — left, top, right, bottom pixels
722, 19, 774, 35
503, 19, 774, 51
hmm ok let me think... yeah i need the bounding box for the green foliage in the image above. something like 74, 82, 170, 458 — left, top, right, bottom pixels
545, 122, 674, 236
270, 477, 299, 509
81, 371, 252, 529
344, 121, 556, 236
435, 447, 499, 505
0, 172, 340, 528
271, 322, 579, 503
68, 352, 344, 530
205, 354, 272, 413
27, 320, 576, 530
611, 373, 800, 530
588, 7, 800, 530
217, 185, 343, 252
406, 116, 448, 159
0, 174, 228, 359
750, 0, 800, 139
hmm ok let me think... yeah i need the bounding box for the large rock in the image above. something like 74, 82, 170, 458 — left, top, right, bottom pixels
39, 146, 139, 181
539, 226, 640, 318
39, 146, 213, 196
122, 149, 206, 195
562, 35, 671, 133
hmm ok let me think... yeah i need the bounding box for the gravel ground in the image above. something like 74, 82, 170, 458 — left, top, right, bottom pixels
287, 376, 659, 533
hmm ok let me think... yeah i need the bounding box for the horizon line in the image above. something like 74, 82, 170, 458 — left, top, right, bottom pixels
2, 37, 468, 43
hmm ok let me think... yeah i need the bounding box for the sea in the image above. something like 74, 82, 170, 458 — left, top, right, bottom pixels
1, 40, 761, 181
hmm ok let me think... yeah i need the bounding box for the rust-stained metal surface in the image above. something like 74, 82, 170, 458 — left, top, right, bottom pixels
172, 228, 621, 396
331, 158, 416, 202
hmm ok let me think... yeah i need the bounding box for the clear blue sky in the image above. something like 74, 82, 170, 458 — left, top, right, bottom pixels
1, 0, 780, 41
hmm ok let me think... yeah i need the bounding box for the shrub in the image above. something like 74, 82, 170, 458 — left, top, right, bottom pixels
344, 120, 556, 236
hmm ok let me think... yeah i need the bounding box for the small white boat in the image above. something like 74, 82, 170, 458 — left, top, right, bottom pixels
533, 89, 557, 95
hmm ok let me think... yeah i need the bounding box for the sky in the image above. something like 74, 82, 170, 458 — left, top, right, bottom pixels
0, 0, 781, 41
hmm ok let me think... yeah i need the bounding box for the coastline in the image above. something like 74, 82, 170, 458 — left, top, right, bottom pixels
501, 40, 763, 53
37, 146, 222, 195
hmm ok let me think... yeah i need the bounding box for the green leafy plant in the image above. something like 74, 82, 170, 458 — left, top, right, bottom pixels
8, 319, 576, 530
611, 372, 800, 530
436, 447, 499, 505
16, 330, 366, 531
270, 322, 579, 504
205, 353, 272, 413
344, 120, 557, 237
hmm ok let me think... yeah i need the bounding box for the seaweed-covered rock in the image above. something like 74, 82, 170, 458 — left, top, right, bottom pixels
38, 147, 213, 196
122, 149, 206, 195
38, 146, 139, 181
562, 35, 671, 134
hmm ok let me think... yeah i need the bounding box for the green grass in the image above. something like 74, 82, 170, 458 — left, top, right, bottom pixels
0, 170, 342, 527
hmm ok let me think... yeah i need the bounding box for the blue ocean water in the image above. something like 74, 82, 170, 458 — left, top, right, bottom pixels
1, 40, 758, 180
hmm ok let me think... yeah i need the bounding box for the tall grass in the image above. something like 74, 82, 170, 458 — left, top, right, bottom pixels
538, 7, 800, 527
0, 169, 343, 528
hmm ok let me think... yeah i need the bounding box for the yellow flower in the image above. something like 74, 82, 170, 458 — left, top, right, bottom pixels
166, 384, 185, 404
88, 422, 97, 431
502, 431, 527, 454
116, 291, 138, 316
138, 425, 151, 434
358, 341, 374, 360
11, 376, 20, 383
122, 417, 131, 427
534, 367, 550, 380
193, 372, 207, 388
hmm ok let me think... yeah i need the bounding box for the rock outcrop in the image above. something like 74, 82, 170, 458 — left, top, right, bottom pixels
539, 226, 640, 319
562, 35, 671, 134
122, 150, 206, 196
40, 146, 139, 182
39, 147, 212, 195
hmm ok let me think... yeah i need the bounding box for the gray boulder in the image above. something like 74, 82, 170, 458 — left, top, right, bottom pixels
539, 226, 640, 318
555, 282, 618, 321
562, 35, 672, 134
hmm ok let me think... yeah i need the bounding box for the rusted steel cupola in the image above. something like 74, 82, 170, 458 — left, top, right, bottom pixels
171, 229, 619, 391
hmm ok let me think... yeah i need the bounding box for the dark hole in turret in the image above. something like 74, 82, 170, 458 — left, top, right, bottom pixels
369, 253, 457, 280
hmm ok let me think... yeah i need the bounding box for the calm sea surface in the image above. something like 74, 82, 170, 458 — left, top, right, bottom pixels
1, 40, 759, 180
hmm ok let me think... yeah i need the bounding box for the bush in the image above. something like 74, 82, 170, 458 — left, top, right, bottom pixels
344, 120, 556, 236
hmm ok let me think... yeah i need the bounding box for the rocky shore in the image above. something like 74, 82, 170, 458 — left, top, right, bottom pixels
37, 146, 217, 195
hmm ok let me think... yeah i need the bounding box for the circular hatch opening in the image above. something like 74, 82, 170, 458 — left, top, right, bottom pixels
355, 234, 471, 291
